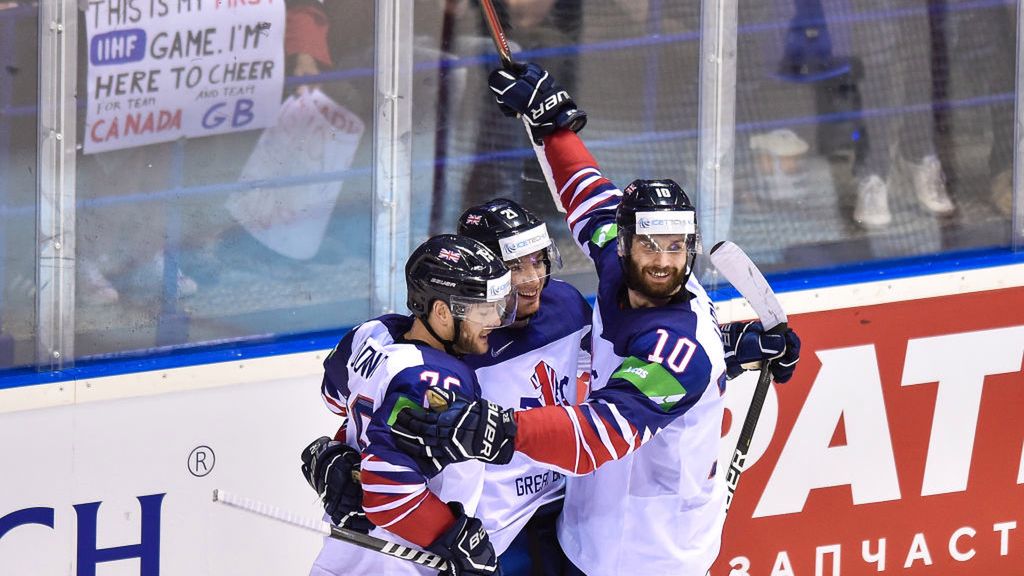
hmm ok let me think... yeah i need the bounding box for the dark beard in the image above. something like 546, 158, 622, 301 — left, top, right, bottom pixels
625, 258, 686, 299
453, 324, 487, 356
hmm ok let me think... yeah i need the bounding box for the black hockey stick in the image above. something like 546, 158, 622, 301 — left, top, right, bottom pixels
211, 489, 448, 571
477, 0, 587, 135
708, 241, 789, 514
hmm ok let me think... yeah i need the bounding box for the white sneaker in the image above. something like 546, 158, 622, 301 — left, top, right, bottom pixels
854, 174, 892, 229
79, 261, 120, 306
138, 253, 199, 298
908, 155, 955, 215
991, 169, 1012, 217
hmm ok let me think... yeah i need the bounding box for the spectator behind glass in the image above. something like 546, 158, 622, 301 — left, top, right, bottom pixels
946, 1, 1015, 219
844, 0, 956, 230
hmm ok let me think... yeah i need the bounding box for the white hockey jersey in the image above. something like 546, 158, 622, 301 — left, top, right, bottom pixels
311, 315, 485, 576
463, 279, 592, 554
505, 130, 729, 575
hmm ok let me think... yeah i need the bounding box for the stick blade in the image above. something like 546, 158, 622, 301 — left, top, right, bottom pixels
709, 241, 787, 330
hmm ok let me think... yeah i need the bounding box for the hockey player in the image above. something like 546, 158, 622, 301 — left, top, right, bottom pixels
301, 234, 518, 576
457, 198, 592, 574
392, 63, 801, 575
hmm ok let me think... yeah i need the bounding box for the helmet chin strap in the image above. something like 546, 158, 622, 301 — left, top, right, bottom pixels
423, 313, 464, 357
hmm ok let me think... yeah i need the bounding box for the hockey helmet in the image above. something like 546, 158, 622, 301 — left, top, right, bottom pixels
457, 198, 562, 286
616, 178, 699, 288
406, 234, 517, 330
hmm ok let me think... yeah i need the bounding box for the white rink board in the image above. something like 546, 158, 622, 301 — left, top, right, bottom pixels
0, 374, 338, 575
2, 262, 1023, 573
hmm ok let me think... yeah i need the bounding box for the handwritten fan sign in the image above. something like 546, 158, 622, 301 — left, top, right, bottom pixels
84, 0, 285, 154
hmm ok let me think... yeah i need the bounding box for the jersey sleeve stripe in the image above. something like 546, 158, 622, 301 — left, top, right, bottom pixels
365, 490, 455, 547
564, 177, 617, 216
558, 167, 600, 201
514, 400, 650, 476
360, 482, 425, 495
576, 405, 627, 464
603, 401, 641, 454
366, 492, 428, 523
582, 404, 622, 462
563, 173, 603, 211
362, 457, 420, 474
361, 463, 455, 547
321, 388, 346, 415
362, 480, 427, 512
587, 402, 636, 458
567, 190, 621, 229
564, 406, 599, 474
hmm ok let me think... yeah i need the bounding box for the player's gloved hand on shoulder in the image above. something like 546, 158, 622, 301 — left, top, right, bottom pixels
722, 321, 801, 383
427, 502, 499, 576
300, 436, 373, 533
488, 62, 587, 144
392, 386, 517, 466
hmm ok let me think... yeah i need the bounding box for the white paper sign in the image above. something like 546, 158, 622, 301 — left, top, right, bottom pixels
84, 0, 285, 154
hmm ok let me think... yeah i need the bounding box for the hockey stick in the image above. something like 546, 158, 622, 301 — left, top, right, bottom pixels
480, 0, 514, 68
211, 489, 448, 571
708, 241, 788, 514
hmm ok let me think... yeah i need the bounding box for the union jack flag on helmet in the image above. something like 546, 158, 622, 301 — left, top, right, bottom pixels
438, 248, 462, 263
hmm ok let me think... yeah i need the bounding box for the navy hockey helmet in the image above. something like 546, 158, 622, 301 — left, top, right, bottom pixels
616, 178, 699, 288
406, 234, 517, 330
457, 198, 562, 282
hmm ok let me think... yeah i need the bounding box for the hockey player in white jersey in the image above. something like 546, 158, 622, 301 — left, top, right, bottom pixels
301, 234, 518, 576
457, 198, 592, 574
392, 63, 801, 575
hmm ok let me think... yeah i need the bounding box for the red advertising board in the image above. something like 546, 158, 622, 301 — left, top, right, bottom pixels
712, 287, 1024, 575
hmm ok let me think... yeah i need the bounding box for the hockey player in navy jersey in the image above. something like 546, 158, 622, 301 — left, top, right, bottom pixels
301, 234, 518, 576
457, 198, 592, 574
392, 63, 801, 575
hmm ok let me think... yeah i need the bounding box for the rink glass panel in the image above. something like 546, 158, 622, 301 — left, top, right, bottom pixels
1, 0, 1022, 372
71, 1, 375, 360
729, 0, 1018, 273
0, 3, 39, 370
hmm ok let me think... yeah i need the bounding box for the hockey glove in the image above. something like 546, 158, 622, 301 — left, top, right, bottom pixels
487, 62, 587, 144
392, 386, 517, 466
427, 502, 499, 576
722, 321, 801, 383
300, 436, 373, 533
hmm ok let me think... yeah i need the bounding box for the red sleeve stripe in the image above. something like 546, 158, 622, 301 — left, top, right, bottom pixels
563, 175, 611, 216
585, 405, 624, 461
322, 392, 346, 415
514, 406, 584, 474
604, 401, 642, 454
543, 130, 601, 191
588, 404, 636, 460
332, 421, 348, 443
571, 406, 625, 470
514, 403, 648, 476
361, 481, 425, 495
567, 190, 620, 229
361, 455, 414, 474
363, 483, 427, 513
558, 167, 599, 198
363, 487, 455, 547
563, 406, 596, 474
558, 168, 601, 207
366, 491, 428, 526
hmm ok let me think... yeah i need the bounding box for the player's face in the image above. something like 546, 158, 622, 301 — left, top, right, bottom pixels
453, 303, 501, 355
507, 250, 548, 320
626, 234, 689, 299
